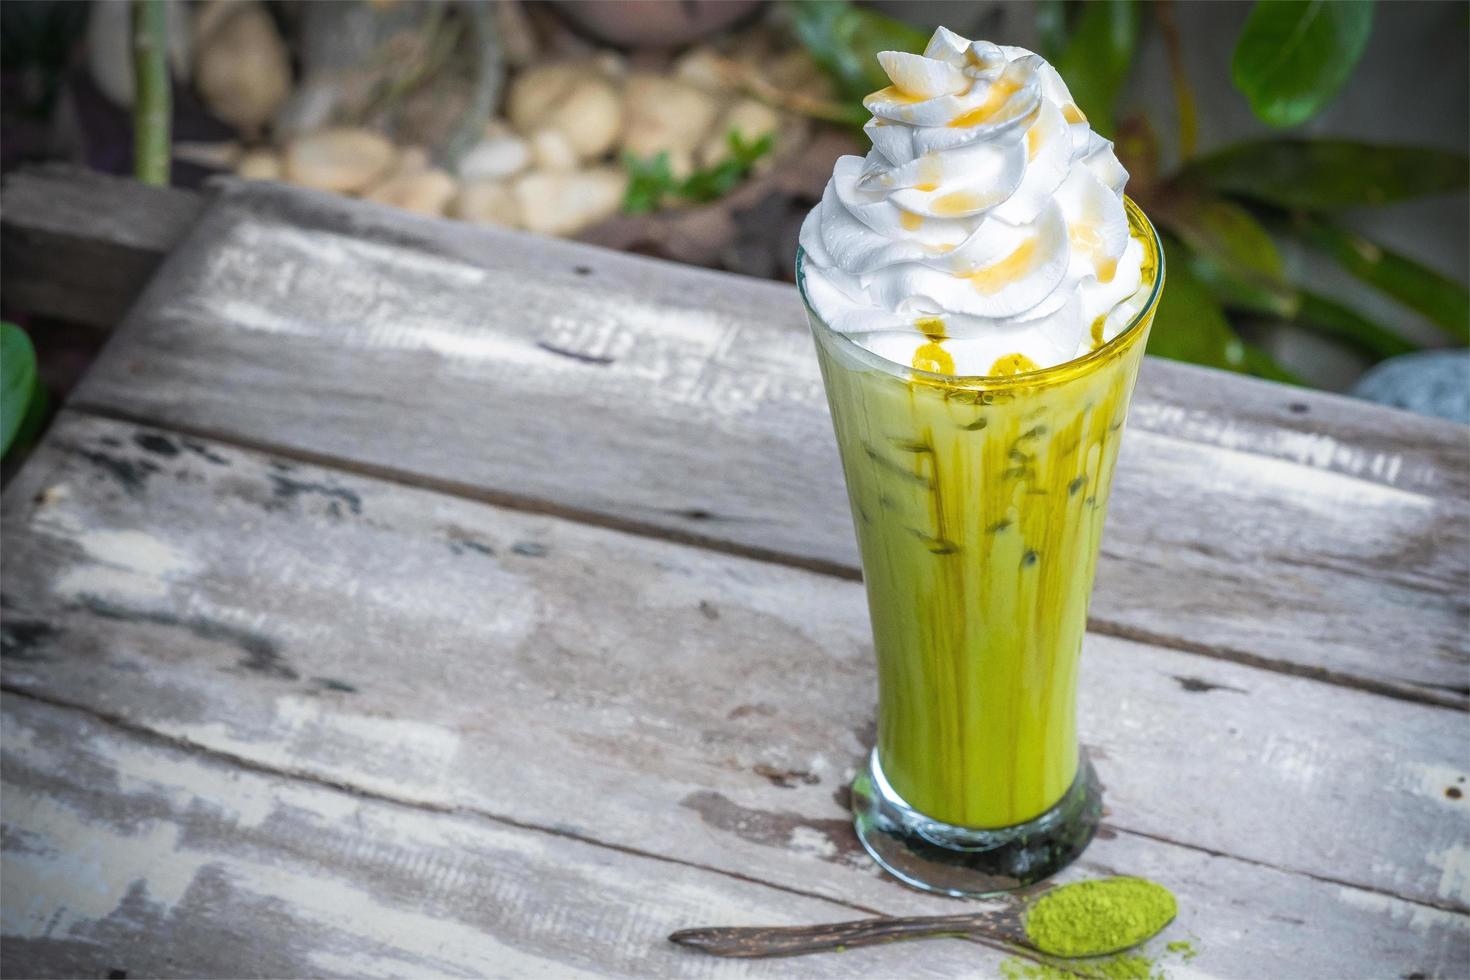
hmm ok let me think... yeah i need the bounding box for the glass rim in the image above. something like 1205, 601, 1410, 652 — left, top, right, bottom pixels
796, 196, 1165, 388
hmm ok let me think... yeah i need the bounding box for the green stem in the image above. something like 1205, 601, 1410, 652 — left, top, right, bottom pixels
131, 0, 171, 186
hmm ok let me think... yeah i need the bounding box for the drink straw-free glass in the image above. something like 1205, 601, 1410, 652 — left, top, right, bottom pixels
800, 199, 1163, 897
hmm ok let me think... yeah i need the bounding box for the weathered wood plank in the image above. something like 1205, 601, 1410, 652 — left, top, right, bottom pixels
10, 693, 1464, 980
1, 695, 1000, 979
3, 413, 1466, 939
0, 165, 204, 330
68, 180, 1470, 707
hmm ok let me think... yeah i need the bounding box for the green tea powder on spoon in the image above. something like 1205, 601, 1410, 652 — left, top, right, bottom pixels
1025, 877, 1178, 958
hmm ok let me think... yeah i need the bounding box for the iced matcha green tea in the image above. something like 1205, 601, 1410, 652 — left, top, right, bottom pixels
798, 29, 1164, 895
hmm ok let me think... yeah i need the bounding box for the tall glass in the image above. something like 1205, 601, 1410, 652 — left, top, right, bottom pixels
801, 199, 1163, 896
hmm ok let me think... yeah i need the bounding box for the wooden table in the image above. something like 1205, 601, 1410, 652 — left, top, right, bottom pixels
2, 171, 1467, 978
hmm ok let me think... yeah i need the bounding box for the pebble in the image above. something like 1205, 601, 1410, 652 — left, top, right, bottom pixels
235, 149, 282, 181
193, 0, 291, 133
673, 47, 729, 92
507, 63, 623, 161
621, 73, 721, 159
1351, 349, 1470, 424
284, 128, 396, 193
458, 135, 532, 181
514, 168, 627, 237
528, 128, 580, 173
363, 169, 458, 217
453, 180, 522, 227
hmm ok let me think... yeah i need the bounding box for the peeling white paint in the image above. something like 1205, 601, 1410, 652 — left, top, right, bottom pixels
1427, 843, 1470, 906
1, 794, 188, 937
76, 529, 194, 576
788, 825, 839, 860
1336, 885, 1470, 936
54, 565, 170, 603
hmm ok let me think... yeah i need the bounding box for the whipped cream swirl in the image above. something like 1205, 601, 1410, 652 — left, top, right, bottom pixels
799, 28, 1148, 375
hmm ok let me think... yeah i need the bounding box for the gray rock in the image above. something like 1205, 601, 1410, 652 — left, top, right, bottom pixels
1351, 349, 1470, 425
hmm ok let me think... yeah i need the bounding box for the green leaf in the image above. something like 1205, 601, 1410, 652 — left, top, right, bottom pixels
1190, 251, 1299, 319
1182, 139, 1470, 209
2, 322, 38, 458
1286, 214, 1470, 343
621, 133, 776, 212
787, 0, 928, 104
1149, 236, 1251, 373
621, 151, 676, 214
1294, 289, 1417, 359
1052, 0, 1140, 137
1241, 343, 1304, 385
1189, 251, 1417, 360
1160, 194, 1285, 283
1231, 0, 1374, 128
679, 132, 776, 203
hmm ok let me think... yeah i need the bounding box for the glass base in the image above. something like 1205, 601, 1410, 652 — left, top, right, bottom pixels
851, 749, 1102, 898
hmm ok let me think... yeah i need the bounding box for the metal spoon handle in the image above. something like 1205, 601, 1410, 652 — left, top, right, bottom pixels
668, 908, 1013, 958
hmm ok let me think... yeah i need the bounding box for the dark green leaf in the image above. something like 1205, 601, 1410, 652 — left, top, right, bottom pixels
1231, 0, 1374, 128
1241, 343, 1304, 385
1189, 251, 1417, 360
2, 322, 38, 458
622, 134, 776, 212
1294, 289, 1417, 360
1286, 213, 1470, 343
1052, 0, 1139, 137
1189, 252, 1299, 319
1182, 139, 1470, 209
679, 133, 776, 203
12, 378, 48, 454
621, 151, 676, 214
1149, 236, 1251, 373
1160, 194, 1285, 283
787, 0, 928, 104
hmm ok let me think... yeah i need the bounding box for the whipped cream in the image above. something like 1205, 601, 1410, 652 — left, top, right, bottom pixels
798, 27, 1149, 375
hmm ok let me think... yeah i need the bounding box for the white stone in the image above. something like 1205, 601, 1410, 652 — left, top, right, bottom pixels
458, 136, 531, 181
236, 149, 281, 181
193, 1, 291, 133
363, 169, 458, 217
528, 129, 580, 173
452, 180, 522, 227
621, 73, 721, 160
283, 128, 396, 193
514, 168, 627, 237
507, 63, 623, 161
673, 47, 728, 92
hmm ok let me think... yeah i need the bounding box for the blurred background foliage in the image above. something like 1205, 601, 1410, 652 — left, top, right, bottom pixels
1, 0, 1465, 413
787, 0, 1469, 388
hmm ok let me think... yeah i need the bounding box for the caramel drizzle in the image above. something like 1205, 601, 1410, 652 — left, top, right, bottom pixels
989, 352, 1040, 376
960, 239, 1039, 294
948, 76, 1022, 128
911, 316, 953, 375
1069, 224, 1119, 284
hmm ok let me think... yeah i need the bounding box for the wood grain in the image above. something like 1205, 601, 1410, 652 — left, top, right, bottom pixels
0, 695, 998, 979
3, 414, 1466, 957
9, 690, 1463, 979
69, 179, 1470, 707
0, 165, 203, 329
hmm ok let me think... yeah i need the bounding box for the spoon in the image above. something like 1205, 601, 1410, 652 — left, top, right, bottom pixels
669, 876, 1176, 959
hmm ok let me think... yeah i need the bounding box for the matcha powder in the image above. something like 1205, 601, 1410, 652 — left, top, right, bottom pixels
1024, 877, 1178, 958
